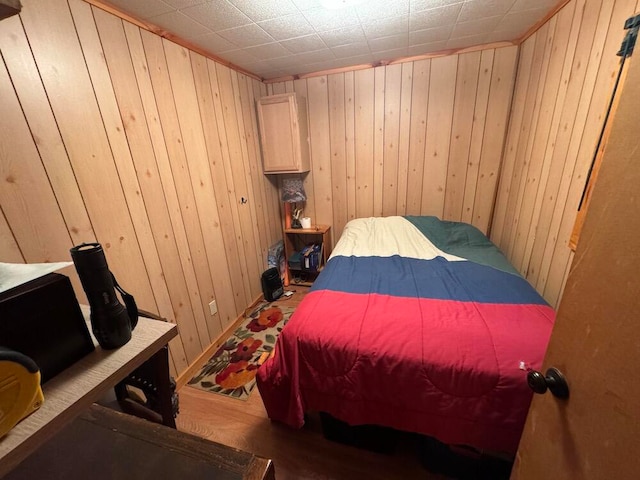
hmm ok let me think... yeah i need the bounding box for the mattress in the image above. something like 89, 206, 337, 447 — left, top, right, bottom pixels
256, 216, 555, 454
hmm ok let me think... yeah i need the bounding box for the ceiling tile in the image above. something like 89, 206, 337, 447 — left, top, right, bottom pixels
356, 0, 410, 23
458, 0, 513, 23
229, 0, 299, 21
281, 34, 327, 53
371, 47, 409, 62
258, 13, 315, 40
511, 0, 558, 13
410, 0, 464, 11
302, 6, 361, 32
290, 0, 324, 11
409, 24, 452, 44
407, 39, 449, 56
217, 24, 275, 48
332, 53, 374, 67
149, 11, 211, 39
318, 25, 367, 47
221, 49, 260, 65
107, 0, 175, 18
162, 0, 206, 8
181, 1, 252, 31
293, 48, 336, 63
331, 41, 370, 58
446, 33, 488, 49
189, 32, 237, 53
410, 3, 463, 30
362, 15, 409, 39
450, 15, 502, 39
244, 42, 292, 59
368, 33, 409, 53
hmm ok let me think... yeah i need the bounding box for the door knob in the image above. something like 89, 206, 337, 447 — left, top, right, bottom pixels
527, 367, 569, 399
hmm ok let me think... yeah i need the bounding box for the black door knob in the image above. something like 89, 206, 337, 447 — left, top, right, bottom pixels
527, 367, 569, 399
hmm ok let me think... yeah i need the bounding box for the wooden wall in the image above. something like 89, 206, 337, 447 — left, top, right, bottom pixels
491, 0, 639, 307
267, 46, 519, 244
0, 0, 281, 376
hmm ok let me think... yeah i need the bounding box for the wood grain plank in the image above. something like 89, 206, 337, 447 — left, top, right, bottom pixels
421, 55, 457, 218
444, 52, 480, 222
91, 5, 205, 365
382, 64, 402, 217
0, 15, 95, 246
518, 6, 576, 277
344, 71, 357, 222
461, 49, 494, 225
0, 208, 24, 263
536, 0, 610, 294
328, 73, 348, 239
490, 38, 536, 247
307, 76, 334, 230
508, 20, 557, 267
139, 30, 219, 357
18, 0, 157, 312
543, 0, 623, 304
354, 68, 375, 218
162, 39, 240, 327
395, 62, 413, 216
238, 74, 269, 271
124, 21, 210, 370
0, 58, 72, 265
228, 67, 264, 300
499, 27, 549, 258
373, 66, 385, 217
405, 59, 431, 215
472, 45, 518, 234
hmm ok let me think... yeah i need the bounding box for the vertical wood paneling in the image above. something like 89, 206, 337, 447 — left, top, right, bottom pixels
382, 64, 402, 217
395, 63, 413, 215
461, 49, 494, 225
354, 69, 375, 218
422, 55, 457, 217
0, 15, 95, 247
492, 0, 636, 306
373, 66, 385, 217
328, 74, 348, 236
472, 45, 518, 233
445, 52, 480, 222
307, 76, 333, 230
405, 59, 431, 216
0, 209, 24, 263
269, 47, 517, 240
0, 0, 275, 378
17, 0, 158, 312
91, 5, 202, 368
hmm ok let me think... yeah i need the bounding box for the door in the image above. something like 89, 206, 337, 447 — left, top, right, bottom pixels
512, 35, 640, 479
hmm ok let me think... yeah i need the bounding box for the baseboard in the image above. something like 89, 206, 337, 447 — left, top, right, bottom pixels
175, 294, 265, 390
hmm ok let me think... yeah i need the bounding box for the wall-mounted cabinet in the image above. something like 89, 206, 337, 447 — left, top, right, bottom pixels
257, 93, 310, 174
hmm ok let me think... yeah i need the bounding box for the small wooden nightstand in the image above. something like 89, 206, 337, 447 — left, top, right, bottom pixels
283, 225, 331, 287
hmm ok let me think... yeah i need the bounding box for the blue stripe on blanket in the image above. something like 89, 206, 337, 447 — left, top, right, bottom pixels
312, 255, 548, 306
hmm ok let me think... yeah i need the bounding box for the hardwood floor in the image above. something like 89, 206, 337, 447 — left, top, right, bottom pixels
176, 287, 449, 480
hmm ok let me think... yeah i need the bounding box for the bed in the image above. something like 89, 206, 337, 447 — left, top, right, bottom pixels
256, 216, 555, 455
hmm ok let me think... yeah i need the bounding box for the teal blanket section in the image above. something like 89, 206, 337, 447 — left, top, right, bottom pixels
404, 216, 520, 276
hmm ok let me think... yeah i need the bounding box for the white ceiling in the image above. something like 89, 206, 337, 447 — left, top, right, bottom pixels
101, 0, 560, 80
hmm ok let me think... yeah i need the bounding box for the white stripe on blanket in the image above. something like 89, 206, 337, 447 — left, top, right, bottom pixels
330, 216, 465, 262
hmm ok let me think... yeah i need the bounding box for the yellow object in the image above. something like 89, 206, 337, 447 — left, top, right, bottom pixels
0, 348, 44, 438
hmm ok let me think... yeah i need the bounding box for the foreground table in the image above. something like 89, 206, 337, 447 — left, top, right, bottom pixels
4, 404, 275, 480
0, 314, 177, 477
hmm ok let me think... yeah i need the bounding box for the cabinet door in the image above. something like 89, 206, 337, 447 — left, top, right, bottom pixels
257, 93, 309, 173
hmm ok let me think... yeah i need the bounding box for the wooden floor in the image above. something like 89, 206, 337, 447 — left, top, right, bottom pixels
176, 287, 450, 480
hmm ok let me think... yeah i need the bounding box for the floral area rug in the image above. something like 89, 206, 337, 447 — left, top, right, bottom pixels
187, 301, 295, 400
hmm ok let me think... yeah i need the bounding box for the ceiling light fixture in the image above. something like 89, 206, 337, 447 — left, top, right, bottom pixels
320, 0, 367, 9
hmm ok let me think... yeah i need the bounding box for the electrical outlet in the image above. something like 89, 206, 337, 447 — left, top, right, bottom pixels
209, 300, 217, 316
